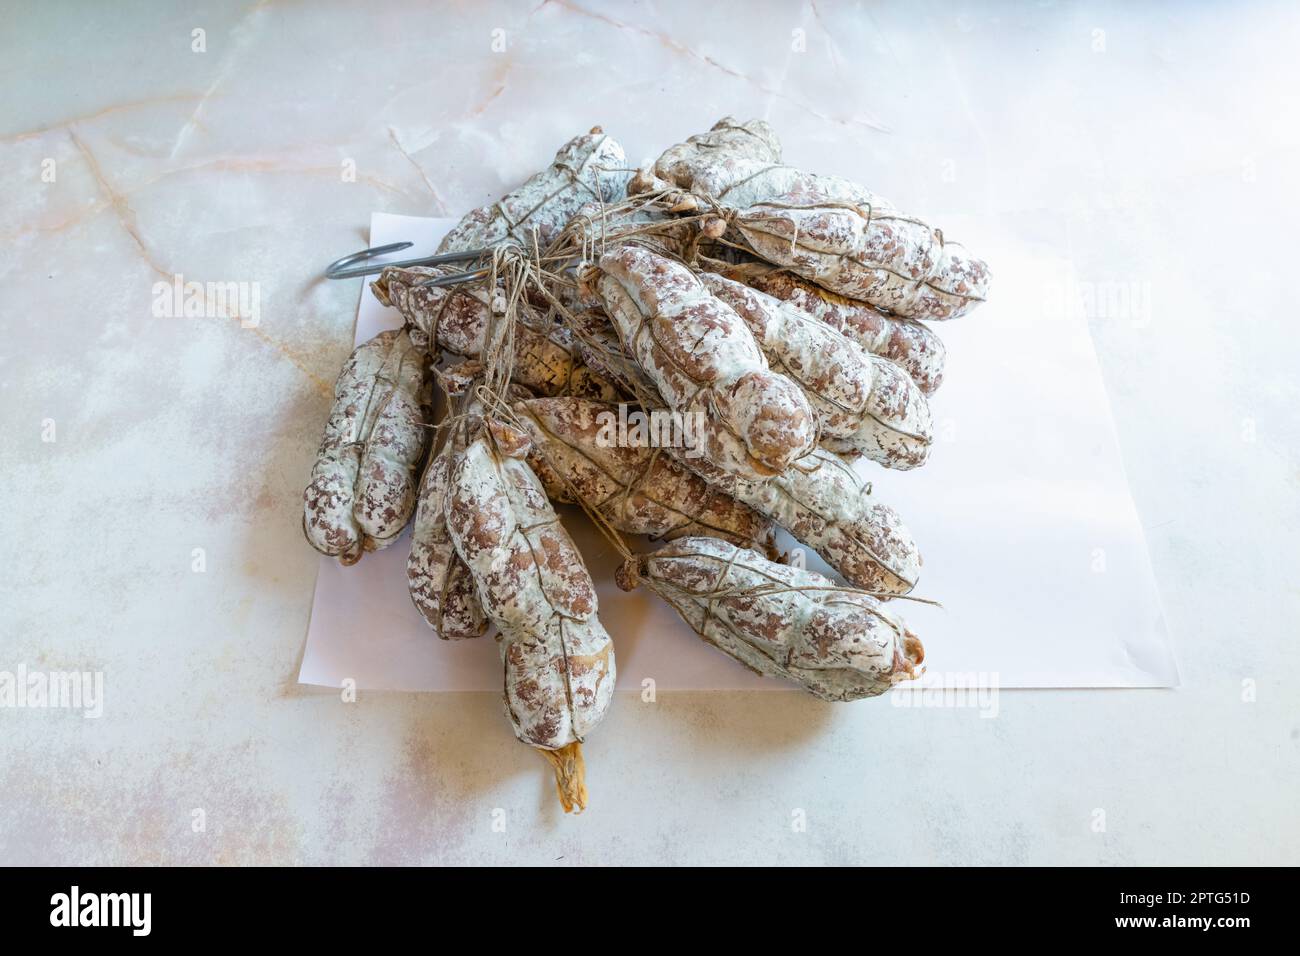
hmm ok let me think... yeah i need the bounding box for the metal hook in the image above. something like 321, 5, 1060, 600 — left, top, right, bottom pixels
323, 242, 490, 280
414, 267, 491, 289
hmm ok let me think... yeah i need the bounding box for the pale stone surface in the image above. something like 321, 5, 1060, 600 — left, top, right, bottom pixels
2, 0, 1297, 864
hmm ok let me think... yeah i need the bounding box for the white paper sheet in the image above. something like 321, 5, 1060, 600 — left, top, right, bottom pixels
298, 212, 1179, 691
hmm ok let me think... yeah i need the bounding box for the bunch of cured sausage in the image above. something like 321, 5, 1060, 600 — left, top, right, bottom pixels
303, 119, 989, 810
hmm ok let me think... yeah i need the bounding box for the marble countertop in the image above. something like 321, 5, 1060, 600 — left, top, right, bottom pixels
3, 0, 1297, 864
